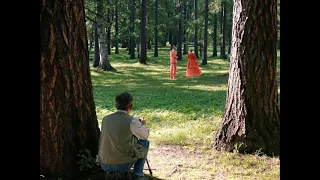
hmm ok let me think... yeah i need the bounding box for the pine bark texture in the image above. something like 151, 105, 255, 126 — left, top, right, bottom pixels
40, 0, 100, 178
214, 0, 280, 156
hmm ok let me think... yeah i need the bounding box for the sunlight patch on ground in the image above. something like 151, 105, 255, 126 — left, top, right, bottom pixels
90, 71, 102, 76
177, 85, 228, 91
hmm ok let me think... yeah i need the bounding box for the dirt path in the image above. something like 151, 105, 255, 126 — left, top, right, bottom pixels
145, 145, 216, 180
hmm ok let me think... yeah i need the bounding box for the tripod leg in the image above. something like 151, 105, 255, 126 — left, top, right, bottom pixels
145, 157, 152, 176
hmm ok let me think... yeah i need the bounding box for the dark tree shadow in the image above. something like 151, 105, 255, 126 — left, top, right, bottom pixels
89, 169, 164, 180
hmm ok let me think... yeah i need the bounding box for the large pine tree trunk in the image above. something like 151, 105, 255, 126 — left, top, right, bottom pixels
154, 0, 158, 57
96, 0, 115, 71
201, 0, 208, 65
139, 0, 147, 64
212, 13, 218, 57
40, 0, 100, 178
129, 0, 135, 59
214, 0, 280, 156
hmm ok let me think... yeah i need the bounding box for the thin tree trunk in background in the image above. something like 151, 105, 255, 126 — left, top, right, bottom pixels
194, 0, 199, 58
97, 0, 116, 71
220, 1, 227, 59
139, 0, 147, 64
93, 22, 100, 67
199, 26, 202, 57
201, 0, 208, 65
107, 0, 111, 55
115, 0, 119, 54
183, 0, 188, 55
137, 34, 140, 58
40, 0, 100, 177
89, 25, 94, 51
169, 31, 172, 46
148, 40, 152, 49
176, 0, 182, 60
214, 0, 280, 156
122, 39, 127, 48
129, 0, 135, 59
228, 2, 233, 55
154, 0, 158, 57
147, 13, 152, 50
213, 13, 218, 57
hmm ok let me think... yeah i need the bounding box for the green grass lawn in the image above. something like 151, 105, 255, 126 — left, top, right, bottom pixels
89, 46, 280, 179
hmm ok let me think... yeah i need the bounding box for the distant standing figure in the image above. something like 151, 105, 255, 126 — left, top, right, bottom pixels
186, 50, 202, 77
170, 45, 178, 79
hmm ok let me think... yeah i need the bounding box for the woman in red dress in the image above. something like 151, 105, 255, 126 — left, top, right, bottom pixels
186, 50, 202, 77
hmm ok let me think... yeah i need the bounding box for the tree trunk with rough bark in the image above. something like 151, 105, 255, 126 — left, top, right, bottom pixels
40, 0, 100, 178
214, 0, 280, 156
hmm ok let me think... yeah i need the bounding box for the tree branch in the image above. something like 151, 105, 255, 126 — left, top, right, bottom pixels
84, 7, 102, 17
85, 15, 96, 24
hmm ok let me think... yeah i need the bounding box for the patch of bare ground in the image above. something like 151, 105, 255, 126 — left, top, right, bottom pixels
41, 144, 279, 180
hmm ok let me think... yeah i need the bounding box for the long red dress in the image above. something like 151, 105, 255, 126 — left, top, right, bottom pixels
186, 52, 201, 77
170, 49, 177, 79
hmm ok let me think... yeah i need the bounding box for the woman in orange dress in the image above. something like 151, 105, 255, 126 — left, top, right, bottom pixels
170, 45, 178, 79
186, 50, 201, 77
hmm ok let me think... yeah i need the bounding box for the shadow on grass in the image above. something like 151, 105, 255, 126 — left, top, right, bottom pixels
88, 169, 164, 180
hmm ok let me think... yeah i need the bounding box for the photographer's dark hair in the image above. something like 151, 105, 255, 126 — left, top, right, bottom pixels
115, 92, 133, 110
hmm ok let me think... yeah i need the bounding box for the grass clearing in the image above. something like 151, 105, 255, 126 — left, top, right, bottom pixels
90, 46, 280, 179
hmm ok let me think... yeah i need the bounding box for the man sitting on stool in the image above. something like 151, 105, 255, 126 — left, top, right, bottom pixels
96, 92, 150, 180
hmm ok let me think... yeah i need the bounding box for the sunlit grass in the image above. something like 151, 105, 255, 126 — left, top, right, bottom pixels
90, 46, 280, 147
89, 46, 280, 180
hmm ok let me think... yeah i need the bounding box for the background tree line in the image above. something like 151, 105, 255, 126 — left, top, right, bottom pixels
40, 0, 280, 178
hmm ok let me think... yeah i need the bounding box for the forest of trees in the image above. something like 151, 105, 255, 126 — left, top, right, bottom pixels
40, 0, 280, 178
85, 0, 280, 69
85, 0, 237, 70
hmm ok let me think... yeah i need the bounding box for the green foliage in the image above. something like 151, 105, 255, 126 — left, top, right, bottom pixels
233, 142, 246, 153
77, 149, 99, 173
